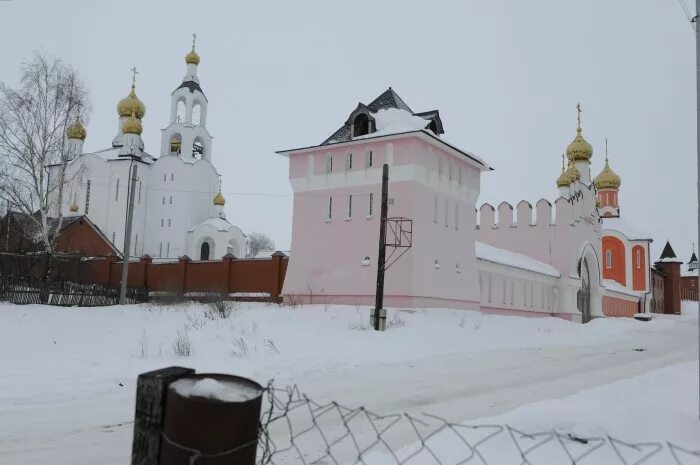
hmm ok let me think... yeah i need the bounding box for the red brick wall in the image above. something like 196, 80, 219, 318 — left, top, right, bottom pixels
656, 262, 681, 313
681, 276, 699, 301
56, 219, 115, 256
602, 295, 639, 317
103, 254, 289, 302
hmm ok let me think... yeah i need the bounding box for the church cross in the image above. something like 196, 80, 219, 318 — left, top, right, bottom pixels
192, 33, 197, 50
605, 137, 608, 161
130, 66, 139, 88
576, 103, 582, 130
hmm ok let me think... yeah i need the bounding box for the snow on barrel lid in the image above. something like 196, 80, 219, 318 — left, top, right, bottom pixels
170, 376, 262, 403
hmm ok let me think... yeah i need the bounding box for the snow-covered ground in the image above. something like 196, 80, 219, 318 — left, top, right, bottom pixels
0, 301, 697, 464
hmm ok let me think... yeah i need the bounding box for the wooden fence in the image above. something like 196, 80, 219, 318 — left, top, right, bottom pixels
0, 274, 148, 306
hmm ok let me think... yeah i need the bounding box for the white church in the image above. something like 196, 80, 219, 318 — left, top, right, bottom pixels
49, 38, 248, 260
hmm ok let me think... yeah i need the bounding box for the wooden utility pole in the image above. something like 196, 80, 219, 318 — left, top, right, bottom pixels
695, 0, 700, 421
373, 164, 389, 331
120, 162, 138, 305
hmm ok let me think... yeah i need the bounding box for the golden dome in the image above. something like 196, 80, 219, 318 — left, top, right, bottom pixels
566, 103, 593, 162
566, 129, 593, 162
185, 33, 200, 65
66, 120, 86, 141
556, 167, 571, 188
117, 71, 146, 119
185, 48, 200, 65
556, 155, 570, 188
566, 161, 580, 182
594, 157, 621, 190
69, 199, 79, 213
213, 191, 226, 206
122, 112, 143, 135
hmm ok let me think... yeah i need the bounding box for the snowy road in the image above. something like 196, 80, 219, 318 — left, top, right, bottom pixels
300, 321, 695, 421
0, 303, 696, 464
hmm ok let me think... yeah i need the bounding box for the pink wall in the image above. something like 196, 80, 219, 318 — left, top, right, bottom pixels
283, 134, 483, 309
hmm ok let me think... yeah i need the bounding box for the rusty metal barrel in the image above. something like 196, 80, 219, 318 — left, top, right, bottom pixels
158, 373, 264, 465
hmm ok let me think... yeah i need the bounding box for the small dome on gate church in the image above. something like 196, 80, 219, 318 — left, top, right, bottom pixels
594, 157, 621, 190
66, 120, 87, 141
213, 191, 226, 206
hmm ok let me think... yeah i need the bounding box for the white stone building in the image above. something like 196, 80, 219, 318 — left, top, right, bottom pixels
49, 41, 247, 260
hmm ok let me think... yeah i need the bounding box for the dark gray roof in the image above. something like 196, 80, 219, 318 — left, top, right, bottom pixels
175, 80, 207, 100
659, 241, 677, 260
366, 88, 413, 113
321, 87, 443, 145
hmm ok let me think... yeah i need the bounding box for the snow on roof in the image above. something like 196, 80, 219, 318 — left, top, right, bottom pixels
602, 217, 652, 241
355, 108, 431, 140
603, 279, 643, 297
189, 217, 233, 232
657, 257, 683, 263
90, 147, 156, 163
475, 241, 560, 277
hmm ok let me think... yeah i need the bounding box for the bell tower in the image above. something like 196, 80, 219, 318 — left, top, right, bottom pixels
594, 139, 621, 218
160, 34, 213, 162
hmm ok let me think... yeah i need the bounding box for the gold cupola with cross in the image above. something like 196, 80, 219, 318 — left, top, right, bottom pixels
595, 138, 621, 217
566, 103, 593, 163
117, 67, 146, 119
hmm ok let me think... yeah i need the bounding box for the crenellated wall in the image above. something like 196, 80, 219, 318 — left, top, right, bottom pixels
476, 185, 602, 279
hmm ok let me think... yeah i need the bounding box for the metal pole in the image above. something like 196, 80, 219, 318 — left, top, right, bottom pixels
695, 0, 700, 421
373, 164, 389, 331
120, 162, 138, 305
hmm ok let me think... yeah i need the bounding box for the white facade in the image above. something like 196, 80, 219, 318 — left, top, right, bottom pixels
50, 46, 247, 260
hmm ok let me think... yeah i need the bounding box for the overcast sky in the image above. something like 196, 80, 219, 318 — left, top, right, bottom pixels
1, 0, 696, 260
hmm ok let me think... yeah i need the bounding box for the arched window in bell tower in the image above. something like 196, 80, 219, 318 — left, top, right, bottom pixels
192, 103, 202, 126
176, 100, 186, 124
193, 137, 204, 159
169, 134, 182, 154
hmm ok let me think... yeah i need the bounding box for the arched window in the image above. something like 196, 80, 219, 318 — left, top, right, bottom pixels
176, 100, 186, 123
192, 104, 202, 126
200, 242, 210, 261
193, 139, 204, 159
170, 134, 182, 154
353, 113, 370, 137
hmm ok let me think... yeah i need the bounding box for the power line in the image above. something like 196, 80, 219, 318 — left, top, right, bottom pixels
674, 0, 696, 31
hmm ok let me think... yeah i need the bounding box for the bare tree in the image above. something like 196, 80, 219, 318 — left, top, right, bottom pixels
246, 232, 275, 258
0, 52, 90, 283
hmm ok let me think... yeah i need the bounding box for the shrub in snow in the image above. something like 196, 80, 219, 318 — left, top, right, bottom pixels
172, 329, 192, 357
264, 338, 280, 354
349, 321, 370, 331
386, 312, 406, 330
205, 298, 237, 320
231, 337, 250, 358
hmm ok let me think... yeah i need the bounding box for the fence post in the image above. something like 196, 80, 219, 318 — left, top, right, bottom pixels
140, 255, 152, 290
178, 255, 191, 296
271, 251, 285, 303
222, 253, 235, 296
131, 366, 195, 465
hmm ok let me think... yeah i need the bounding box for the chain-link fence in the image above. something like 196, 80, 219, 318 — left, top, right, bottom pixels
252, 383, 699, 465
